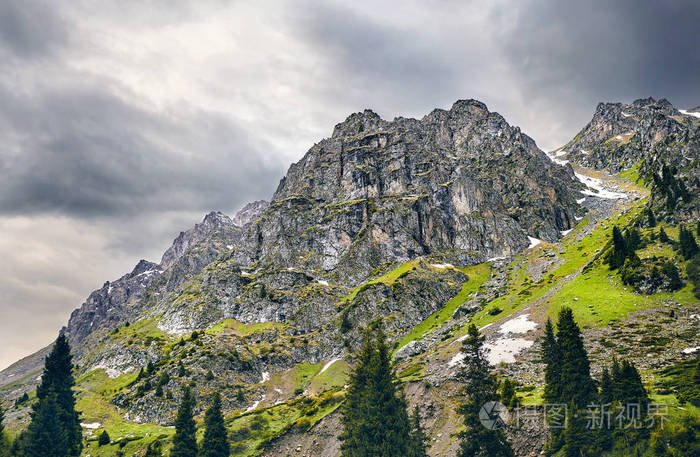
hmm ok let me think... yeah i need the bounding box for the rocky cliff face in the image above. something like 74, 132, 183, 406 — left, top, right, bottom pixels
231, 100, 582, 281
232, 200, 270, 227
562, 97, 699, 221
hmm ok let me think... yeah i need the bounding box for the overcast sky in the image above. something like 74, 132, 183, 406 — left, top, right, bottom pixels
1, 0, 698, 370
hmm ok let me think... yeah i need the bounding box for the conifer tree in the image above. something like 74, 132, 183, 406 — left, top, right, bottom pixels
23, 334, 82, 457
144, 440, 163, 457
98, 430, 110, 446
408, 407, 429, 457
171, 387, 197, 457
646, 208, 656, 227
659, 227, 670, 243
339, 324, 412, 457
562, 401, 589, 457
200, 393, 229, 457
541, 319, 561, 404
456, 324, 514, 457
555, 308, 596, 408
607, 226, 628, 269
23, 394, 67, 457
679, 225, 699, 260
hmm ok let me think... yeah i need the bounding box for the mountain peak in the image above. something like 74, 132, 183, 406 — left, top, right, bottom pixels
233, 200, 269, 227
332, 109, 385, 138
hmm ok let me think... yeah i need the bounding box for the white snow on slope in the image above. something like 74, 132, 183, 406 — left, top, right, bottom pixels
561, 229, 573, 236
430, 263, 454, 269
319, 358, 341, 375
499, 314, 538, 335
317, 280, 329, 286
577, 197, 586, 204
621, 111, 632, 118
575, 173, 626, 199
484, 338, 534, 365
683, 347, 700, 354
527, 236, 543, 249
679, 109, 700, 119
246, 395, 266, 412
260, 371, 270, 383
487, 256, 506, 262
81, 422, 102, 429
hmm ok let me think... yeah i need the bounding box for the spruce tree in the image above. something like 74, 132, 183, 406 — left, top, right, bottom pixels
98, 430, 110, 446
144, 440, 163, 457
171, 387, 198, 457
200, 393, 229, 457
646, 208, 656, 227
23, 394, 67, 457
456, 324, 514, 457
555, 308, 596, 408
408, 407, 429, 457
679, 225, 699, 260
607, 226, 628, 269
659, 227, 670, 243
562, 401, 589, 457
541, 319, 561, 404
339, 324, 412, 457
23, 334, 82, 457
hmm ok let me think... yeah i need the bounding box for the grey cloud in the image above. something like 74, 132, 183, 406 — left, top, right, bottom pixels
0, 80, 284, 218
0, 0, 67, 57
502, 0, 700, 106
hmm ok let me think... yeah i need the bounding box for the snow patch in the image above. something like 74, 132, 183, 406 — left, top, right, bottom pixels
448, 352, 465, 367
621, 111, 632, 118
616, 135, 622, 140
317, 280, 329, 286
81, 422, 102, 429
487, 256, 506, 262
682, 347, 700, 354
679, 109, 700, 119
260, 371, 269, 383
561, 229, 573, 236
527, 236, 543, 249
498, 314, 538, 335
577, 197, 586, 204
484, 338, 534, 365
241, 271, 253, 277
246, 395, 266, 412
226, 244, 233, 250
575, 216, 583, 221
575, 172, 626, 199
430, 263, 454, 269
319, 358, 341, 375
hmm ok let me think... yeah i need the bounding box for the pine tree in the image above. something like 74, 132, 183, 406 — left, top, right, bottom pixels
541, 319, 561, 404
556, 308, 596, 408
679, 225, 699, 260
339, 324, 412, 457
98, 430, 110, 446
600, 367, 613, 405
646, 208, 656, 227
562, 401, 590, 457
456, 324, 514, 457
23, 334, 82, 457
23, 394, 67, 457
408, 407, 429, 457
200, 393, 229, 457
659, 227, 670, 243
501, 379, 517, 409
607, 226, 628, 269
144, 440, 163, 457
171, 387, 198, 457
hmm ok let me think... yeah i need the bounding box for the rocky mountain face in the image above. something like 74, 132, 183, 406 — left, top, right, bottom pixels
232, 200, 270, 227
562, 97, 699, 221
230, 100, 583, 280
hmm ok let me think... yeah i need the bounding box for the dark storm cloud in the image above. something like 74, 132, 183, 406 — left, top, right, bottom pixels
503, 0, 700, 105
0, 0, 67, 57
0, 80, 283, 218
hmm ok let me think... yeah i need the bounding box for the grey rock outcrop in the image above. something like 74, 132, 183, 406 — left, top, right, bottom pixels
232, 200, 269, 227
